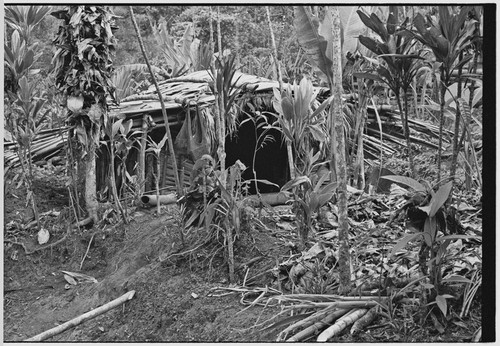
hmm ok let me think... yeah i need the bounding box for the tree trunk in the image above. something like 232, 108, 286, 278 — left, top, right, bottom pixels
234, 9, 241, 68
449, 51, 463, 187
137, 114, 148, 196
330, 6, 351, 295
266, 6, 283, 91
402, 91, 416, 177
85, 143, 98, 224
437, 79, 446, 184
110, 140, 128, 223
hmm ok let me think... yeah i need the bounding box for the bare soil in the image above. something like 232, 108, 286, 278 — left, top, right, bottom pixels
3, 166, 285, 342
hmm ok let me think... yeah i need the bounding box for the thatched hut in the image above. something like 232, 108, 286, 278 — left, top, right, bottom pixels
103, 69, 330, 196
4, 68, 448, 200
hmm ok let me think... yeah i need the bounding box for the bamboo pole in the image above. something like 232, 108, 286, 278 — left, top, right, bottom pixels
25, 290, 136, 341
137, 114, 149, 196
129, 7, 182, 197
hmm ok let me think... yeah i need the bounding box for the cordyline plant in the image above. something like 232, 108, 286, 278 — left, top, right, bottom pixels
356, 6, 425, 178
272, 77, 331, 177
409, 5, 476, 185
4, 5, 52, 229
51, 5, 118, 225
280, 150, 338, 246
101, 115, 132, 223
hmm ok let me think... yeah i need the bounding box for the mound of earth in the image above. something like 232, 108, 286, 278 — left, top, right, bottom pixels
4, 172, 288, 342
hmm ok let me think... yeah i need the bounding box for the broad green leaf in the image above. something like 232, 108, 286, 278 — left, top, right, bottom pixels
297, 77, 314, 118
309, 192, 319, 212
436, 234, 482, 242
442, 275, 472, 284
435, 295, 448, 316
281, 96, 295, 121
311, 95, 333, 118
381, 175, 426, 192
319, 9, 335, 61
294, 6, 332, 83
390, 232, 423, 259
111, 119, 123, 138
67, 95, 84, 113
121, 119, 133, 135
307, 124, 326, 142
319, 181, 338, 196
281, 176, 311, 191
316, 191, 335, 209
429, 181, 452, 217
339, 6, 370, 56
158, 133, 169, 149
314, 170, 331, 191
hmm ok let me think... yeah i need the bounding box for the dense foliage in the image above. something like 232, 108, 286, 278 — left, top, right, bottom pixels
3, 5, 484, 342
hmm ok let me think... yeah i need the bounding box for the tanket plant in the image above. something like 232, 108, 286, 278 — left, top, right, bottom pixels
356, 6, 425, 177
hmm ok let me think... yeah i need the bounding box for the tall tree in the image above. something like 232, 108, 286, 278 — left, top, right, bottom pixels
328, 6, 351, 295
52, 5, 118, 225
294, 5, 351, 294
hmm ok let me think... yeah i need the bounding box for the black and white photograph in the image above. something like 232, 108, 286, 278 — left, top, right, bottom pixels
3, 4, 490, 342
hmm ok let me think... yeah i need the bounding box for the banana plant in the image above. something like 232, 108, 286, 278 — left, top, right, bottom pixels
356, 6, 425, 177
410, 6, 476, 184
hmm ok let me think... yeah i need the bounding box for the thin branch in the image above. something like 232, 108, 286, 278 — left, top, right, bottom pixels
129, 7, 182, 196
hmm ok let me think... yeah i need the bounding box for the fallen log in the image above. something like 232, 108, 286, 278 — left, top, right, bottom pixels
140, 193, 177, 206
244, 192, 292, 207
24, 290, 136, 341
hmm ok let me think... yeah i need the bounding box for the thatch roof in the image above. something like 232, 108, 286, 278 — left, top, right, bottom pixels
4, 68, 449, 170
110, 69, 328, 120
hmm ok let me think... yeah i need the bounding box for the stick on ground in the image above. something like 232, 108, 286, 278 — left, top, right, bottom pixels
24, 290, 136, 341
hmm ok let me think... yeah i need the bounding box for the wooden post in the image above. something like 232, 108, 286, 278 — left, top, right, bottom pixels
137, 114, 149, 196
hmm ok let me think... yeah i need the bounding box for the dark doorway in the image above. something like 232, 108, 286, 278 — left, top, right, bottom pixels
225, 114, 288, 194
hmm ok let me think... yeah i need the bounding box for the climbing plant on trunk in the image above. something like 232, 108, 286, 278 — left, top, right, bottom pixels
51, 5, 118, 225
293, 5, 351, 294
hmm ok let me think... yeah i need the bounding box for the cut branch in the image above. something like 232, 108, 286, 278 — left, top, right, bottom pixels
24, 290, 136, 341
